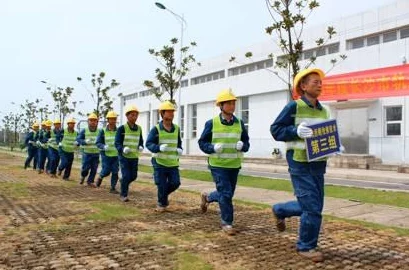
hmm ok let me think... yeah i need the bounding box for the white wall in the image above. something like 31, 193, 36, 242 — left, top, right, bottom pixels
116, 0, 409, 163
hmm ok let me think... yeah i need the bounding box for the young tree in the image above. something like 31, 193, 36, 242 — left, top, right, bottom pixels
20, 99, 41, 132
231, 0, 346, 100
46, 86, 75, 125
143, 38, 200, 105
77, 72, 120, 118
1, 112, 24, 150
37, 104, 51, 123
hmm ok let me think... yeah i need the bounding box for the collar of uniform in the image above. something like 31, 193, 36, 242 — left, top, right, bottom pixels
159, 121, 175, 132
219, 113, 237, 124
126, 122, 139, 131
301, 95, 323, 110
105, 125, 117, 131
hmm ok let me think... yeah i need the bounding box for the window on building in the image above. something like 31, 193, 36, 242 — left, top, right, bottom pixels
385, 106, 402, 136
180, 105, 184, 138
191, 104, 197, 138
316, 47, 326, 57
154, 110, 160, 124
239, 66, 247, 74
265, 59, 274, 68
303, 50, 314, 60
349, 38, 364, 49
383, 31, 397, 43
220, 71, 225, 79
255, 62, 264, 70
327, 43, 339, 54
240, 96, 249, 131
367, 35, 380, 46
181, 79, 188, 88
400, 27, 409, 39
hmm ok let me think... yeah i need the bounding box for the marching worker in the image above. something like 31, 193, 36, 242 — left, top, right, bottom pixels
44, 120, 53, 174
95, 111, 120, 193
198, 89, 250, 235
270, 68, 329, 262
146, 101, 182, 212
115, 105, 144, 202
36, 120, 50, 174
47, 119, 62, 178
57, 118, 78, 180
76, 113, 100, 187
24, 122, 39, 170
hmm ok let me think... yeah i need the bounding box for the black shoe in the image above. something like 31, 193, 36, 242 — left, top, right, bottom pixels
57, 170, 62, 176
62, 177, 69, 181
79, 177, 85, 185
109, 189, 119, 194
96, 177, 102, 187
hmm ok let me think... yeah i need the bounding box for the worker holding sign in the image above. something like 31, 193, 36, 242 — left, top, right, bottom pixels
270, 68, 333, 263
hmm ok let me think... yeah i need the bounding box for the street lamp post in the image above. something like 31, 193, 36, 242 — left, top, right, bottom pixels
155, 2, 187, 128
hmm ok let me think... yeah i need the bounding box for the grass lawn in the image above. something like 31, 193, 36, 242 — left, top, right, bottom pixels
139, 164, 409, 209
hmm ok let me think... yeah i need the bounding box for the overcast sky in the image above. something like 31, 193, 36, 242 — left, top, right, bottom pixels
0, 0, 396, 119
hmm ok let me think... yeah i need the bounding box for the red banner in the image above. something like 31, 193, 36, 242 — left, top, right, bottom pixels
294, 64, 409, 101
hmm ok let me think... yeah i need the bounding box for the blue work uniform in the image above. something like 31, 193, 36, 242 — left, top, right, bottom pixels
146, 121, 182, 207
24, 129, 38, 170
270, 95, 328, 252
46, 129, 62, 175
198, 113, 250, 226
77, 127, 100, 185
96, 126, 119, 191
115, 123, 144, 199
58, 129, 78, 180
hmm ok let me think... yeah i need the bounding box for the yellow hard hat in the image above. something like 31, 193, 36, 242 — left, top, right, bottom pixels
45, 120, 53, 127
293, 68, 325, 96
88, 113, 98, 120
54, 119, 61, 125
41, 120, 47, 126
158, 101, 176, 112
106, 111, 118, 119
216, 88, 237, 106
67, 118, 76, 124
125, 104, 139, 115
32, 122, 39, 128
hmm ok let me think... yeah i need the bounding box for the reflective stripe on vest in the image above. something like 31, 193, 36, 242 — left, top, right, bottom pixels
49, 130, 59, 150
153, 124, 179, 167
123, 123, 141, 159
286, 99, 330, 162
61, 130, 78, 153
104, 128, 118, 157
83, 128, 99, 154
209, 116, 243, 169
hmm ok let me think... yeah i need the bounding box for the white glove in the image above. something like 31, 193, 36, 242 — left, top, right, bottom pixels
28, 140, 34, 145
48, 138, 54, 143
123, 146, 130, 154
214, 143, 223, 153
103, 145, 109, 151
36, 140, 41, 146
297, 122, 313, 139
85, 138, 91, 144
58, 142, 63, 147
159, 144, 168, 152
73, 141, 79, 146
138, 146, 144, 152
236, 141, 244, 151
339, 145, 345, 153
177, 148, 183, 155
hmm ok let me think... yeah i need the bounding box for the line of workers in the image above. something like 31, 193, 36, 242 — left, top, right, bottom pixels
23, 69, 330, 262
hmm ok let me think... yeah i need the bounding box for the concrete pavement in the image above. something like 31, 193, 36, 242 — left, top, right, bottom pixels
170, 176, 409, 229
